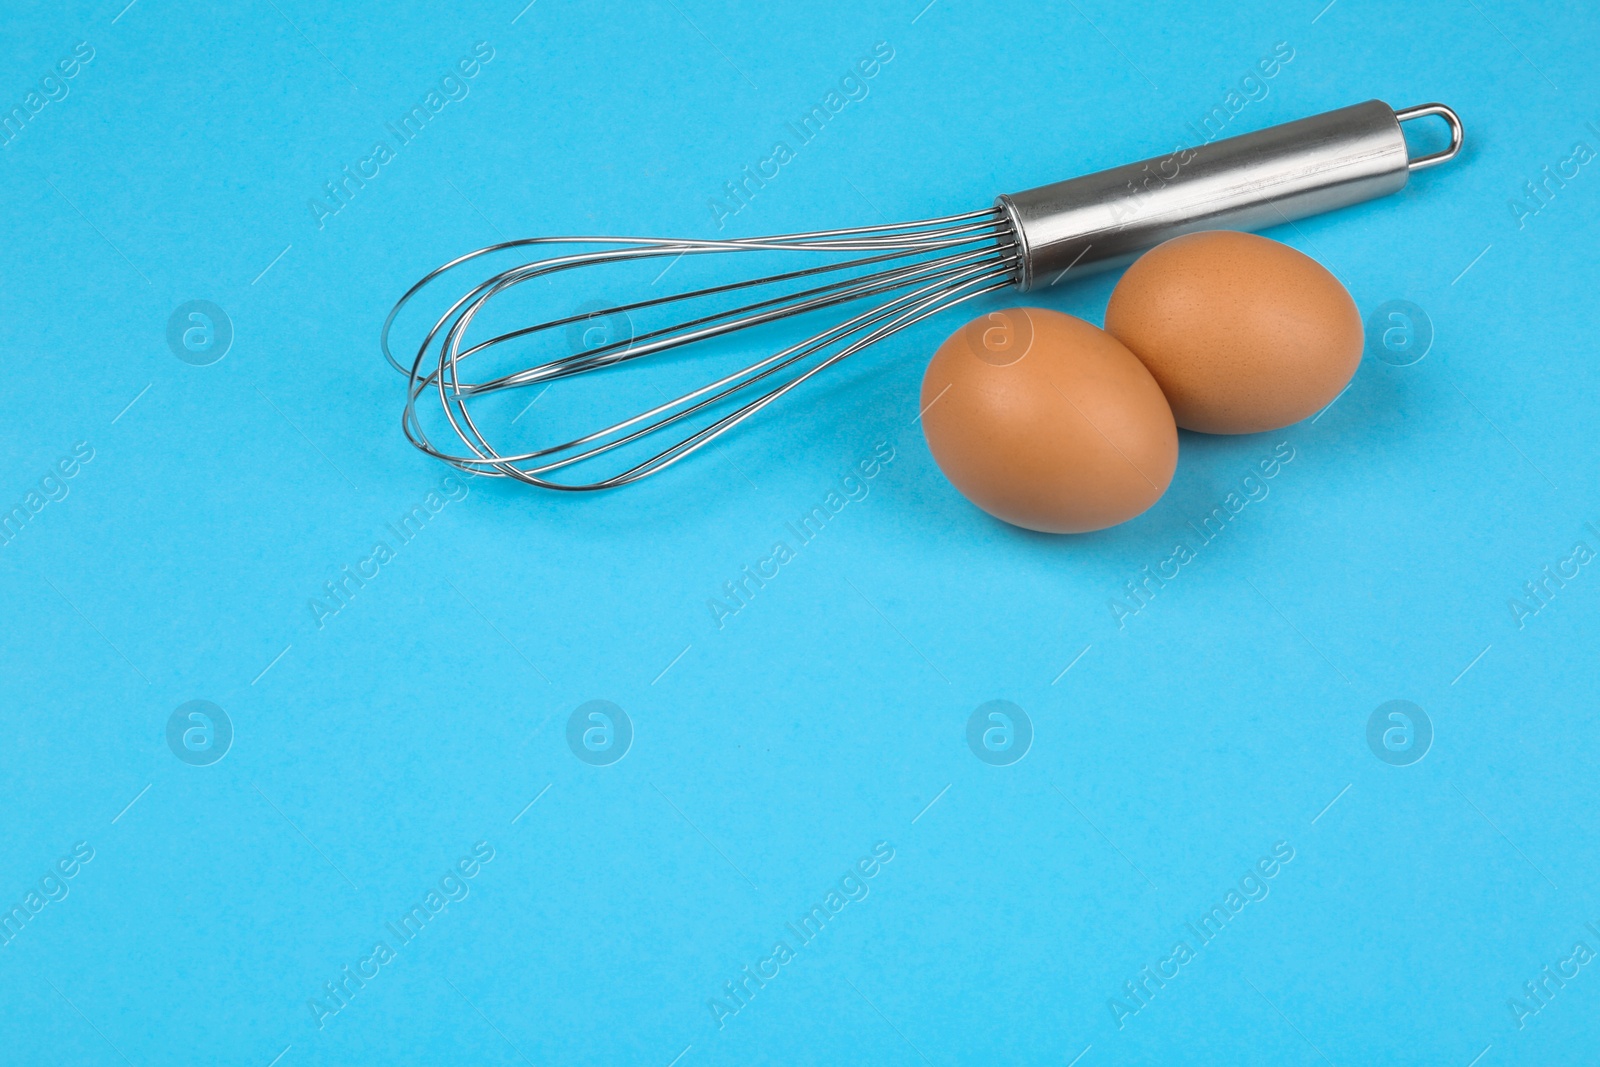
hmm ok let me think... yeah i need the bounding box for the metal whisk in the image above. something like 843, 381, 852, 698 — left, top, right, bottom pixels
383, 99, 1461, 491
382, 211, 1018, 489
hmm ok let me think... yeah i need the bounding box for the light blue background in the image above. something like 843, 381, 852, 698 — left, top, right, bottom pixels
2, 0, 1597, 1064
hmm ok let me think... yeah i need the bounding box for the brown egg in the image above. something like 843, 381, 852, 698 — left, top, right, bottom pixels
920, 307, 1178, 533
1104, 230, 1362, 434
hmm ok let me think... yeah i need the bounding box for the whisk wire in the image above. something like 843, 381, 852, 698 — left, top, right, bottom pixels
385, 206, 1018, 490
453, 256, 1017, 481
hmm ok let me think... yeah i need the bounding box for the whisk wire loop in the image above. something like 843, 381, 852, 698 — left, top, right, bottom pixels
384, 207, 1018, 490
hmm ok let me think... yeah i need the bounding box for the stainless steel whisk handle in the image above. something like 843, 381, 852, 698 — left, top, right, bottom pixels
997, 99, 1464, 291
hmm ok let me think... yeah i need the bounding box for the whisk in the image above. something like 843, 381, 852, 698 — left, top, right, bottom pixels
383, 100, 1461, 491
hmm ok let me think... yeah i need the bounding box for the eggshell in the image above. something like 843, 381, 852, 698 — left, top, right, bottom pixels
1104, 230, 1362, 434
920, 307, 1177, 533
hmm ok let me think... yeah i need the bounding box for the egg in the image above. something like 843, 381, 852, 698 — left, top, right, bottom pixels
920, 307, 1178, 533
1104, 230, 1362, 434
